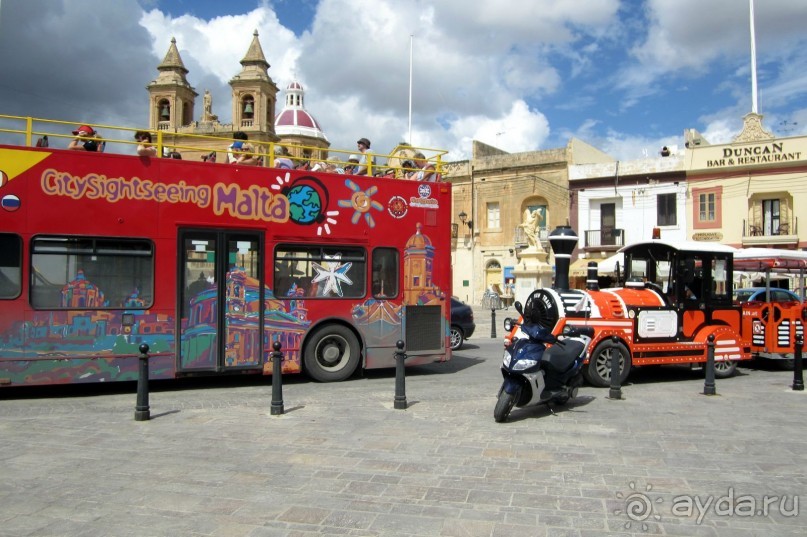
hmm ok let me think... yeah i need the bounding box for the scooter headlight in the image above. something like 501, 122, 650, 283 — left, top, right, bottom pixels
502, 350, 511, 367
512, 359, 539, 371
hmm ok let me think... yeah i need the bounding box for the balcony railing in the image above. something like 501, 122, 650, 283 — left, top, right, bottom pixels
742, 218, 797, 246
744, 218, 796, 237
584, 228, 625, 248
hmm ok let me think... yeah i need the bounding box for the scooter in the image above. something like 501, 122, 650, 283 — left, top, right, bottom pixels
494, 303, 594, 423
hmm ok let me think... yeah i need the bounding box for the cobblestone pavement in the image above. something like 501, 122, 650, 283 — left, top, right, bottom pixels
1, 332, 806, 536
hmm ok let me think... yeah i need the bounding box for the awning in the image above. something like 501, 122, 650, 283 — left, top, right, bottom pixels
504, 266, 514, 280
734, 248, 807, 273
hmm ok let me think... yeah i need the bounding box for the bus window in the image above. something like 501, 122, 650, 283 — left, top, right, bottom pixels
0, 234, 22, 299
372, 248, 399, 298
31, 236, 154, 309
275, 244, 366, 298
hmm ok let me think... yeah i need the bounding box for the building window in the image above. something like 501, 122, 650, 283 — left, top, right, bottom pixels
486, 202, 500, 229
762, 199, 780, 235
692, 186, 722, 229
657, 193, 676, 226
699, 193, 715, 222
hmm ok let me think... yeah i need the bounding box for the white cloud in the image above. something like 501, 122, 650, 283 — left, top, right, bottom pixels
0, 0, 804, 164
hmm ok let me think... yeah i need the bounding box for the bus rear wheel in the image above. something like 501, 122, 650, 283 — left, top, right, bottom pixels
584, 339, 631, 387
304, 325, 361, 382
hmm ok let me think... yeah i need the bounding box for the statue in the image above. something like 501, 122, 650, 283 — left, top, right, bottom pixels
203, 90, 212, 120
520, 208, 544, 251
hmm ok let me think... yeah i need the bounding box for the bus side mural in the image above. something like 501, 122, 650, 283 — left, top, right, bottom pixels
0, 126, 451, 387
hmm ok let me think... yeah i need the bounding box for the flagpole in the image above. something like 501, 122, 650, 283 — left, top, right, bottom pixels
408, 34, 413, 145
749, 0, 758, 114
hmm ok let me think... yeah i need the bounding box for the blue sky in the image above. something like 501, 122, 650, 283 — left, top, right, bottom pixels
1, 0, 805, 161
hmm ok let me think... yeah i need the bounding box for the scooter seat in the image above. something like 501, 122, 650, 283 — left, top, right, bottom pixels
541, 340, 584, 374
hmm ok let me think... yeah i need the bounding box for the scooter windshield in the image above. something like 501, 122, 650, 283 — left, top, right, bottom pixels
521, 323, 557, 343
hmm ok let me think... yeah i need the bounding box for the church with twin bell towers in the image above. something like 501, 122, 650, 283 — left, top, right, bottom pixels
146, 31, 329, 161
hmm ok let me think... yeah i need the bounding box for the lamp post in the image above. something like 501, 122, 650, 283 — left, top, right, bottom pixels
458, 210, 472, 232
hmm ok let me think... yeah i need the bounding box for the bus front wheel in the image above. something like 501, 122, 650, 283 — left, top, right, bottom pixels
304, 324, 361, 382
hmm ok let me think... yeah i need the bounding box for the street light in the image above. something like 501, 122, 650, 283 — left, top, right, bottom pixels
458, 210, 472, 230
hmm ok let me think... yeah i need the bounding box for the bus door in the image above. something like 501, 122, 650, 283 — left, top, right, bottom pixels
178, 230, 263, 373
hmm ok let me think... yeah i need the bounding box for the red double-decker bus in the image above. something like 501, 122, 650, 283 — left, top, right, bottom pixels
0, 118, 452, 387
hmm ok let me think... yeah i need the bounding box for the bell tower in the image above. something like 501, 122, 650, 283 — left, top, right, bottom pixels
146, 37, 197, 131
229, 30, 279, 143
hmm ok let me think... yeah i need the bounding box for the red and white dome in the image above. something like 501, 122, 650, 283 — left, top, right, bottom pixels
274, 81, 329, 142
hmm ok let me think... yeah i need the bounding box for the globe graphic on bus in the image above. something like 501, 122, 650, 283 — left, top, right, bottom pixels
287, 183, 322, 224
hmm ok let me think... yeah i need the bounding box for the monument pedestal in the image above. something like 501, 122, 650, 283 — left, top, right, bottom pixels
512, 248, 553, 305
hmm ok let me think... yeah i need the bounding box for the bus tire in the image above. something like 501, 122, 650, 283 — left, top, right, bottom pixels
303, 324, 361, 382
584, 339, 631, 387
713, 359, 737, 379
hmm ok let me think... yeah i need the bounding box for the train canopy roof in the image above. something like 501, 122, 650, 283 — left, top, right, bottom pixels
619, 240, 738, 256
733, 248, 807, 273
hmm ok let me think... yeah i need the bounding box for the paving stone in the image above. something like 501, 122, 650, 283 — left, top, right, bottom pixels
1, 331, 805, 535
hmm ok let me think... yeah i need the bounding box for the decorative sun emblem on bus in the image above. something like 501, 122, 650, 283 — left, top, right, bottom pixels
270, 171, 293, 192
338, 179, 383, 227
311, 253, 353, 297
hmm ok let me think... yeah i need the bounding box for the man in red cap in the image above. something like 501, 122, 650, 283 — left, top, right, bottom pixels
68, 125, 102, 152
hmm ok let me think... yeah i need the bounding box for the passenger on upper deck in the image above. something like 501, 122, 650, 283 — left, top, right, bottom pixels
134, 131, 157, 157
344, 155, 360, 175
227, 131, 259, 166
401, 159, 416, 180
354, 138, 374, 176
273, 146, 294, 169
68, 125, 102, 152
413, 152, 438, 182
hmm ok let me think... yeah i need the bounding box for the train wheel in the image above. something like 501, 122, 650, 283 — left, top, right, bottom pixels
303, 324, 361, 382
713, 359, 737, 379
584, 339, 631, 387
494, 388, 519, 423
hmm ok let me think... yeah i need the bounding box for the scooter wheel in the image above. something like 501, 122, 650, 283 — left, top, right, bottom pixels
494, 388, 519, 423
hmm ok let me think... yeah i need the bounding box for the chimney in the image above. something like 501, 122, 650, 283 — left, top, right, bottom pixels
549, 226, 578, 291
586, 261, 599, 291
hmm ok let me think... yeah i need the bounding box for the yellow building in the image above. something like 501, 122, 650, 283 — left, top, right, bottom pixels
685, 113, 806, 250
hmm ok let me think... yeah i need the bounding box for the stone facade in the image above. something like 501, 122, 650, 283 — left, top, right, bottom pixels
446, 138, 611, 305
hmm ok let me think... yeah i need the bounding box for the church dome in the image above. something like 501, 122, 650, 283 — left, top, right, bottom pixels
275, 80, 329, 142
405, 223, 433, 250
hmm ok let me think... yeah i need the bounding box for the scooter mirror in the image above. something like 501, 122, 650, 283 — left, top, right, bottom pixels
503, 318, 514, 332
514, 301, 523, 315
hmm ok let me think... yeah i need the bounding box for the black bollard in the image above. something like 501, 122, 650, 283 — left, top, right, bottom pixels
271, 341, 284, 415
394, 340, 407, 409
134, 343, 150, 421
703, 334, 716, 396
608, 336, 622, 400
490, 306, 497, 339
793, 333, 804, 391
